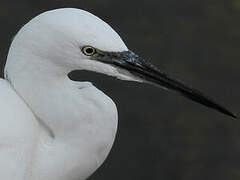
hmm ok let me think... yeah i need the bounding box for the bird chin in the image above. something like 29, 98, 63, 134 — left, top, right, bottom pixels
114, 68, 144, 83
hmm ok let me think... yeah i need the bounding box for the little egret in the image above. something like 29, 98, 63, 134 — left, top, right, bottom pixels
0, 8, 236, 180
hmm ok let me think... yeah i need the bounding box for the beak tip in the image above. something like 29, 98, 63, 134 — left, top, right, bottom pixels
225, 111, 238, 120
216, 105, 237, 119
231, 113, 238, 120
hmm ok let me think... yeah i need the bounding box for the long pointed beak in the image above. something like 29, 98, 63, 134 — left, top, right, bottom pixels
96, 50, 237, 119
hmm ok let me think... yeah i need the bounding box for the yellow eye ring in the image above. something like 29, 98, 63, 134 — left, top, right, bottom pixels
81, 46, 96, 56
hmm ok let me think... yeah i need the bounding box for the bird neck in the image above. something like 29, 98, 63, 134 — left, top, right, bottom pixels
5, 54, 104, 136
5, 54, 67, 134
5, 54, 118, 179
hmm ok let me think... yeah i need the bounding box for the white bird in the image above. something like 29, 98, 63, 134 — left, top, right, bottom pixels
0, 8, 236, 180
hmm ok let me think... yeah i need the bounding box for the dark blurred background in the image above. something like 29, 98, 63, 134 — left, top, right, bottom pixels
0, 0, 240, 179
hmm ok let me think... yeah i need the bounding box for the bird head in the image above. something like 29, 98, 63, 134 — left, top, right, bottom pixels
6, 8, 236, 118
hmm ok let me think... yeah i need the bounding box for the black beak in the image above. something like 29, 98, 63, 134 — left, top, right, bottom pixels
95, 50, 237, 119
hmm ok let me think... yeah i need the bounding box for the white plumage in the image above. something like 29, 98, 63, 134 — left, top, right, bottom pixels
1, 8, 137, 180
0, 7, 236, 180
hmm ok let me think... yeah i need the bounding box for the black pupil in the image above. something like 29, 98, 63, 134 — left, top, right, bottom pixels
86, 48, 94, 54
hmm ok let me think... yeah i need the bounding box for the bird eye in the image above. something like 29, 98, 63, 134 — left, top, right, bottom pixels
81, 46, 96, 56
